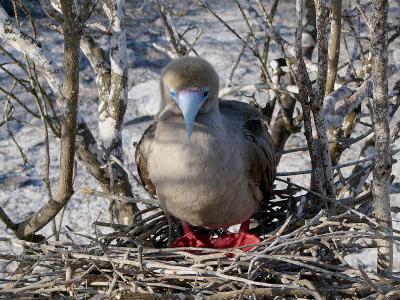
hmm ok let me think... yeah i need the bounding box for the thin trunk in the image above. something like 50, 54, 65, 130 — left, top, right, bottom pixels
303, 0, 317, 59
100, 0, 137, 224
270, 59, 298, 163
326, 0, 346, 166
295, 0, 325, 200
325, 0, 341, 94
0, 4, 123, 215
370, 0, 393, 274
259, 0, 280, 82
313, 0, 335, 199
15, 0, 81, 240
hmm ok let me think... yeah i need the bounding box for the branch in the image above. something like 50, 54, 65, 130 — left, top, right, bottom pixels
156, 0, 186, 57
370, 0, 393, 274
325, 0, 342, 94
10, 0, 82, 240
312, 0, 335, 198
295, 0, 324, 198
324, 65, 398, 128
39, 0, 63, 23
0, 4, 119, 216
0, 7, 63, 104
256, 0, 280, 80
245, 3, 295, 58
79, 188, 158, 206
269, 59, 300, 163
100, 0, 138, 224
79, 0, 98, 24
0, 207, 17, 232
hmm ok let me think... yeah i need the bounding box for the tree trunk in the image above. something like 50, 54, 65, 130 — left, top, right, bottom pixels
303, 0, 317, 59
370, 0, 393, 274
15, 0, 81, 240
325, 0, 341, 94
99, 0, 138, 224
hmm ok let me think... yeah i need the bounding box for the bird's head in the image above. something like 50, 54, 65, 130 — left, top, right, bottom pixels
160, 56, 219, 140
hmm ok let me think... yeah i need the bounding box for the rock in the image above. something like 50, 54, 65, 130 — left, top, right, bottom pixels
127, 79, 161, 118
0, 172, 40, 190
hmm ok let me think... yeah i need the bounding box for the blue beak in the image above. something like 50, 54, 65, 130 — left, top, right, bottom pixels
176, 90, 206, 142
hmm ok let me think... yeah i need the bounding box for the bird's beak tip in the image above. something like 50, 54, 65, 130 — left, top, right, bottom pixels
185, 123, 193, 144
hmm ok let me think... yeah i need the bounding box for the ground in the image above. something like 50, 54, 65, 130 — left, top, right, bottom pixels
0, 0, 399, 272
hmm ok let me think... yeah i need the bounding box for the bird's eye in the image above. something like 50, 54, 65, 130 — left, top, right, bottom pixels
203, 90, 209, 98
169, 90, 177, 99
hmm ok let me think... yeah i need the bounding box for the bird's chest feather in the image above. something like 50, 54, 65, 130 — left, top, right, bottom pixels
147, 118, 258, 228
148, 121, 240, 193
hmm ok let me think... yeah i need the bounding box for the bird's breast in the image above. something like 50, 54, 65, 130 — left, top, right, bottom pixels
147, 120, 258, 228
149, 123, 233, 192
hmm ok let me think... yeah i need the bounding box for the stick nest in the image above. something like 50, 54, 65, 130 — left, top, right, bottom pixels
1, 188, 399, 300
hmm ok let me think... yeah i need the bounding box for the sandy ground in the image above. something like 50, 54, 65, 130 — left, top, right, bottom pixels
0, 1, 399, 271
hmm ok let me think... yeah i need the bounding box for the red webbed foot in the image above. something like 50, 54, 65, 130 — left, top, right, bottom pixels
210, 219, 260, 251
171, 222, 212, 248
171, 220, 260, 252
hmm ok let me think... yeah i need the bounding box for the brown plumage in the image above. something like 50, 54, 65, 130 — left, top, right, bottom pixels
135, 57, 276, 230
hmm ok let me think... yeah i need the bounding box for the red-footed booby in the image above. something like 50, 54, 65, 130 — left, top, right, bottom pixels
135, 57, 276, 249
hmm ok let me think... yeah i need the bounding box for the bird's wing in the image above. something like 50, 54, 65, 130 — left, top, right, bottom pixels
220, 100, 276, 201
135, 122, 157, 196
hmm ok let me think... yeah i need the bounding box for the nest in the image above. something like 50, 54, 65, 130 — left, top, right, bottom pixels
1, 185, 399, 300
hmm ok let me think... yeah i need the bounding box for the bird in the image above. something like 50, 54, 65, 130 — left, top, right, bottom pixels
135, 56, 276, 249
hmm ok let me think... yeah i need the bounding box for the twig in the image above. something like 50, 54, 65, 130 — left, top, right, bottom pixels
79, 188, 158, 206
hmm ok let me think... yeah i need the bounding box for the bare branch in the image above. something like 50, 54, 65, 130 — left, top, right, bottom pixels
370, 0, 393, 274
0, 207, 17, 232
39, 0, 63, 23
295, 0, 324, 198
100, 0, 138, 224
79, 0, 98, 24
156, 0, 186, 57
312, 0, 335, 198
256, 0, 280, 80
325, 0, 342, 94
0, 7, 63, 104
9, 0, 82, 240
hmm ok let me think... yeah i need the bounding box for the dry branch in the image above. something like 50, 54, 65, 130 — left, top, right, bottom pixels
5, 0, 82, 241
99, 0, 138, 224
295, 0, 325, 198
0, 3, 129, 221
325, 0, 342, 94
313, 0, 335, 199
370, 0, 393, 274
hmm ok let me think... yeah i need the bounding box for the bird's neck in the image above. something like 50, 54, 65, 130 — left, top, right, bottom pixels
196, 105, 223, 132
